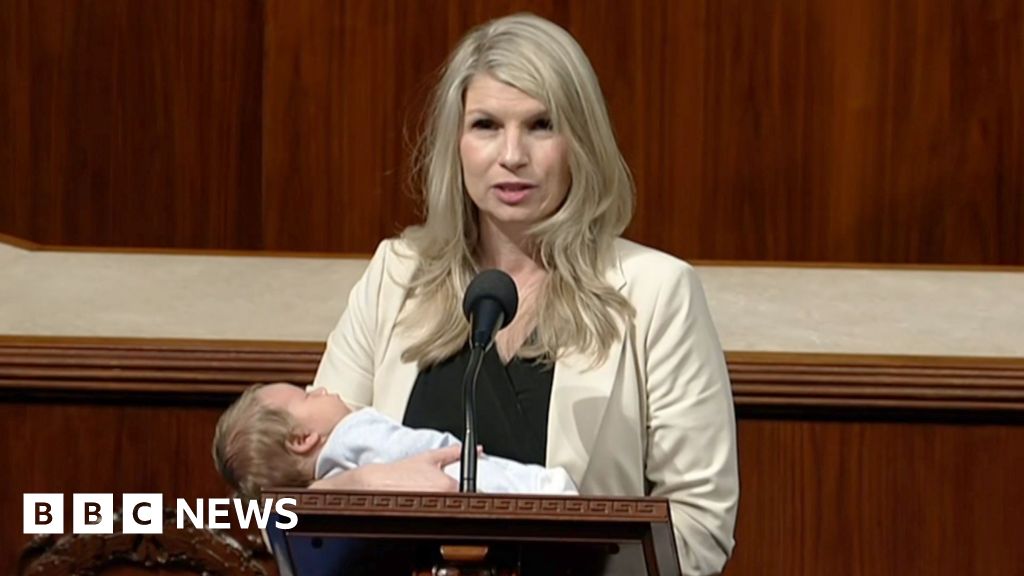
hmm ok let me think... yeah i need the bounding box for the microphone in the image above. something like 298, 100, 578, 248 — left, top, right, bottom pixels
459, 269, 518, 492
462, 269, 519, 349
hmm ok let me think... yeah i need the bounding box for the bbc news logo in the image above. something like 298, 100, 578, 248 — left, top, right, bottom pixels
24, 493, 297, 535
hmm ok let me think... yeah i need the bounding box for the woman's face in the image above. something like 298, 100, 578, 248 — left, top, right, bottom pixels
459, 73, 571, 235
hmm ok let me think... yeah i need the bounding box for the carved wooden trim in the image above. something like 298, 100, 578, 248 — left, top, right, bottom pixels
0, 232, 39, 250
727, 351, 1024, 412
0, 336, 322, 400
264, 490, 669, 522
0, 231, 366, 259
1, 336, 1023, 413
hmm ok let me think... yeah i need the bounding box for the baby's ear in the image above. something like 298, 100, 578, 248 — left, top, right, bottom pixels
285, 430, 321, 455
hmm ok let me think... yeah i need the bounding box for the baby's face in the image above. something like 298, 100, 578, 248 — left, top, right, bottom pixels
258, 383, 349, 438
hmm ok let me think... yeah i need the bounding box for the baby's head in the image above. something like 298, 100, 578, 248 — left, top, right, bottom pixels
212, 382, 351, 499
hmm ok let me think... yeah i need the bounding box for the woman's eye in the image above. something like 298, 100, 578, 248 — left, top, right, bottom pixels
532, 118, 553, 131
471, 118, 496, 130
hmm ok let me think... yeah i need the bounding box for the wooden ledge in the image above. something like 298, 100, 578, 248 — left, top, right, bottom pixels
1, 336, 1022, 414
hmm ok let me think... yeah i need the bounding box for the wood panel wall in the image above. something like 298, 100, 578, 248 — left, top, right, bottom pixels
0, 0, 264, 248
2, 337, 1023, 575
2, 0, 1022, 263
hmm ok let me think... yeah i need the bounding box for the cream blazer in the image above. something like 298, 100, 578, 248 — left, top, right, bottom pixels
313, 238, 739, 576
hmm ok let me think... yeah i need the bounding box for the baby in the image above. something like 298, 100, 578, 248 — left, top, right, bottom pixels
212, 383, 578, 499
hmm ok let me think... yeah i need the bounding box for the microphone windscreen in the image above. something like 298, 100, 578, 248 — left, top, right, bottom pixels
462, 269, 519, 329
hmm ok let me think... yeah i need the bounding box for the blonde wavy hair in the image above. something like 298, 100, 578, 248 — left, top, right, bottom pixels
401, 13, 635, 368
212, 385, 310, 500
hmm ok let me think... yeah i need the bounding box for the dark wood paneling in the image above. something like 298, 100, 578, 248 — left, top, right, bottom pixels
730, 419, 1024, 575
0, 0, 263, 248
614, 0, 1024, 264
261, 0, 404, 252
424, 0, 1018, 263
260, 0, 1024, 261
2, 337, 1024, 574
0, 403, 240, 575
0, 0, 29, 241
3, 0, 1022, 263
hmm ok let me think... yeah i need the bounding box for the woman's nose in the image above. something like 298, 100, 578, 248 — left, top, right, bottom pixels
499, 130, 528, 170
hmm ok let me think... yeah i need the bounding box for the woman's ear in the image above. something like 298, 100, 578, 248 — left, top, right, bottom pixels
285, 430, 321, 455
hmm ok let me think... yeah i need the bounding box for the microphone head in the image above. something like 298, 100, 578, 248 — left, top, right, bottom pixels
462, 269, 519, 329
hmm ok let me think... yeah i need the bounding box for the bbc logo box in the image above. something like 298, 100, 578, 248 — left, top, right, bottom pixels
23, 493, 296, 535
23, 493, 163, 535
23, 494, 63, 535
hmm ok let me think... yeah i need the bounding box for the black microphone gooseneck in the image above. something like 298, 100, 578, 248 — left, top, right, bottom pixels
459, 269, 518, 493
460, 346, 486, 492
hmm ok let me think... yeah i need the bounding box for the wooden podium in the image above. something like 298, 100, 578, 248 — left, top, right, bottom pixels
261, 489, 680, 576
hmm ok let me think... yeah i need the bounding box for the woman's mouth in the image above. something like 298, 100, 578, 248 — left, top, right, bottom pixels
493, 183, 536, 205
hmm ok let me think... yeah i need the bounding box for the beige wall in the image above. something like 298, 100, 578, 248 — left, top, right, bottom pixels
2, 241, 1022, 358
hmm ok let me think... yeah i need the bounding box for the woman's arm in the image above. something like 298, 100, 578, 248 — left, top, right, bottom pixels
308, 445, 462, 492
643, 262, 739, 576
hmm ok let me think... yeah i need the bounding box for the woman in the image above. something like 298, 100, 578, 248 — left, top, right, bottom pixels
311, 13, 738, 575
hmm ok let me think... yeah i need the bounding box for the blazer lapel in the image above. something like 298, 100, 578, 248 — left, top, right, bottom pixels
375, 325, 421, 422
371, 244, 423, 422
545, 247, 628, 485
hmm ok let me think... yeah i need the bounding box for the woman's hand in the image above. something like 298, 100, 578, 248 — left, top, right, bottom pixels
308, 444, 463, 492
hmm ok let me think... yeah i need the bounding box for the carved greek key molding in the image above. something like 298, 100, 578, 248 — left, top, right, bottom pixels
263, 490, 669, 522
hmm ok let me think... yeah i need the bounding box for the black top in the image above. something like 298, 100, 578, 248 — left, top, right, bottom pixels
402, 345, 554, 466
